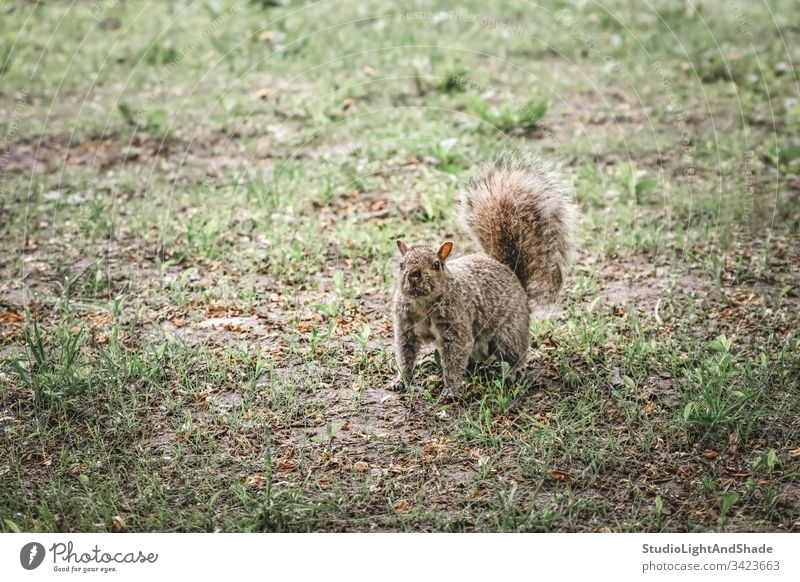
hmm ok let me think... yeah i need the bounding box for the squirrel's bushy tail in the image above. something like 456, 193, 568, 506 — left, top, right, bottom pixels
458, 153, 578, 303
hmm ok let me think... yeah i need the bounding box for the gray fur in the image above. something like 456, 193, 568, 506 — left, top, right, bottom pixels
391, 153, 578, 398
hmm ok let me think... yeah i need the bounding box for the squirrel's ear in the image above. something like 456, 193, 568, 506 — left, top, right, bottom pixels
396, 239, 409, 256
438, 241, 454, 262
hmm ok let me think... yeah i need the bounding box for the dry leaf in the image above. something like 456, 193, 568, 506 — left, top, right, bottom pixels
253, 88, 270, 100
423, 437, 449, 457
220, 323, 247, 333
394, 499, 410, 513
0, 311, 23, 323
730, 291, 758, 306
278, 449, 296, 472
703, 449, 718, 459
86, 313, 112, 327
111, 516, 126, 532
470, 489, 485, 500
244, 475, 266, 487
548, 469, 571, 482
362, 65, 374, 76
353, 461, 369, 472
726, 467, 750, 477
469, 448, 489, 467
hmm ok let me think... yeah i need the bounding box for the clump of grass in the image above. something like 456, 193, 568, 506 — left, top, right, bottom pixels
118, 102, 172, 140
618, 162, 658, 203
438, 69, 469, 93
678, 334, 769, 443
10, 321, 86, 404
461, 94, 549, 132
425, 138, 464, 174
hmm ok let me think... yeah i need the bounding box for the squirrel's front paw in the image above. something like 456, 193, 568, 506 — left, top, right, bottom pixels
389, 376, 408, 393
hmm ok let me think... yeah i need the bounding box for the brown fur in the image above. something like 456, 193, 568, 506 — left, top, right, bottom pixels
459, 153, 577, 303
391, 154, 578, 398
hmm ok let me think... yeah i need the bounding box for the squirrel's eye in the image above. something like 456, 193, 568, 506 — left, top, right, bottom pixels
399, 261, 405, 270
432, 261, 440, 270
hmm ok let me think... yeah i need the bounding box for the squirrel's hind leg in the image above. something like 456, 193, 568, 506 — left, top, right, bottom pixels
505, 349, 529, 381
492, 329, 530, 382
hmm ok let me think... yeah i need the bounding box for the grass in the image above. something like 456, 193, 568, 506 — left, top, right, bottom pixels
1, 0, 798, 532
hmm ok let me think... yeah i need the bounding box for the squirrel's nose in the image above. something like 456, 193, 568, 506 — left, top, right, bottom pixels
408, 269, 421, 281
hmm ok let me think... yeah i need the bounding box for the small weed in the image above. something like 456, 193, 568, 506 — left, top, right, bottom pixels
461, 94, 548, 132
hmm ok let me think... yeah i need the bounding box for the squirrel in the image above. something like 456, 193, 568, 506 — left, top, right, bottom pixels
390, 153, 578, 398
